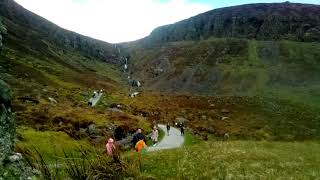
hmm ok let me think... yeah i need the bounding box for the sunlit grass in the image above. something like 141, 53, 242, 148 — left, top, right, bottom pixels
141, 140, 320, 179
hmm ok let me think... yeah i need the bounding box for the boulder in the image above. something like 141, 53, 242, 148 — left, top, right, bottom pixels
221, 109, 230, 113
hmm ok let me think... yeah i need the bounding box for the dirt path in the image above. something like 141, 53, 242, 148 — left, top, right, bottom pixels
148, 124, 184, 152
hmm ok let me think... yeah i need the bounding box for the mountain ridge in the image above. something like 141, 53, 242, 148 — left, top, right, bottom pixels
141, 2, 320, 45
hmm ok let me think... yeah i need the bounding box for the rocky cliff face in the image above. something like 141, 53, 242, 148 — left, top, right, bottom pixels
144, 2, 320, 44
0, 19, 6, 52
0, 0, 119, 63
0, 80, 13, 166
0, 80, 32, 179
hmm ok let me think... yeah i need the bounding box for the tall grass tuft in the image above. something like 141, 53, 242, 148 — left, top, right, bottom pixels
22, 146, 139, 179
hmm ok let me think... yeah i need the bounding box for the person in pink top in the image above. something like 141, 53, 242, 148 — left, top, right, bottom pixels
106, 138, 116, 156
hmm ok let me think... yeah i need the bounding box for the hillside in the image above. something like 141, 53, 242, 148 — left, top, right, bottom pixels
1, 1, 320, 179
142, 2, 320, 44
122, 2, 320, 141
0, 0, 152, 149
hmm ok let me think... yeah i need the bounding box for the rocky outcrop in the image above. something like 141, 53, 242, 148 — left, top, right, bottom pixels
0, 80, 32, 179
144, 2, 320, 44
0, 19, 6, 53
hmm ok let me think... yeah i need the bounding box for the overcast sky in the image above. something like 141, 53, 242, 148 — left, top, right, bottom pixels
15, 0, 320, 43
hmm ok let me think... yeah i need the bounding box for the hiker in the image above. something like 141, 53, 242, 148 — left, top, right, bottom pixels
88, 99, 93, 107
180, 124, 184, 136
135, 139, 147, 153
166, 123, 170, 136
105, 138, 116, 156
132, 128, 146, 148
93, 91, 97, 98
151, 126, 158, 146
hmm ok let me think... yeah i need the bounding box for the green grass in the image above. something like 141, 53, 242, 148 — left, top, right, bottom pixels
140, 140, 320, 179
183, 131, 201, 146
16, 127, 92, 162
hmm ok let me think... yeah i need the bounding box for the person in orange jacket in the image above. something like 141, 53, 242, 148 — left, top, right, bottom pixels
135, 139, 147, 153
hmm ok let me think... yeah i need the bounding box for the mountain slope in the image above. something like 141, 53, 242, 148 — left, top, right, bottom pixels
143, 2, 320, 44
122, 3, 320, 140
0, 0, 149, 139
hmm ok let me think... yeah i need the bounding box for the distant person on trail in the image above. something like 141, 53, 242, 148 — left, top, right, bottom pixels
166, 123, 170, 136
88, 99, 93, 107
132, 128, 146, 149
180, 124, 184, 136
93, 91, 97, 98
151, 126, 159, 146
105, 138, 116, 156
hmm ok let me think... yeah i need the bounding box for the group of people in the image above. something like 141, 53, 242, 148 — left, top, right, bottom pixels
105, 123, 185, 157
167, 122, 184, 136
88, 89, 103, 106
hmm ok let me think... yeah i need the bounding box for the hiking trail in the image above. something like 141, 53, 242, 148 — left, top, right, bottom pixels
89, 93, 103, 107
148, 124, 184, 152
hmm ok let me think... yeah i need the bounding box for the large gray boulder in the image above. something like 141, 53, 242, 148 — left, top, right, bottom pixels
0, 80, 32, 179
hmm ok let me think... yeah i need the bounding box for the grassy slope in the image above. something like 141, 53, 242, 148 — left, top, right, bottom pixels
0, 10, 153, 154
128, 38, 320, 106
141, 140, 320, 179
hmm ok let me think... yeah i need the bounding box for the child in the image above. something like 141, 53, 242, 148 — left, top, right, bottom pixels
106, 138, 116, 156
151, 126, 159, 146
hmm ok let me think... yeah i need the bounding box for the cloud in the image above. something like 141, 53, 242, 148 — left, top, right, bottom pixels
14, 0, 212, 43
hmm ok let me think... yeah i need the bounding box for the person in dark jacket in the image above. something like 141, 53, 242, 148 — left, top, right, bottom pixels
166, 123, 170, 136
180, 124, 184, 136
132, 128, 146, 148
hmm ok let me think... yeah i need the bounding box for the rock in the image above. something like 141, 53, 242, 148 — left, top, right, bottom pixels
107, 108, 123, 112
79, 128, 88, 137
8, 153, 22, 162
129, 92, 140, 98
221, 116, 229, 121
88, 124, 98, 135
221, 109, 230, 113
48, 97, 57, 104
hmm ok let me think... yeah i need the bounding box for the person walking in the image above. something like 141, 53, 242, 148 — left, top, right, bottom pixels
132, 128, 146, 148
180, 124, 184, 136
105, 138, 116, 156
93, 91, 97, 98
151, 126, 159, 146
166, 122, 170, 136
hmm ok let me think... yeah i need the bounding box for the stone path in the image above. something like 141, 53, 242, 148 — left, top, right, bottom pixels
148, 124, 184, 152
